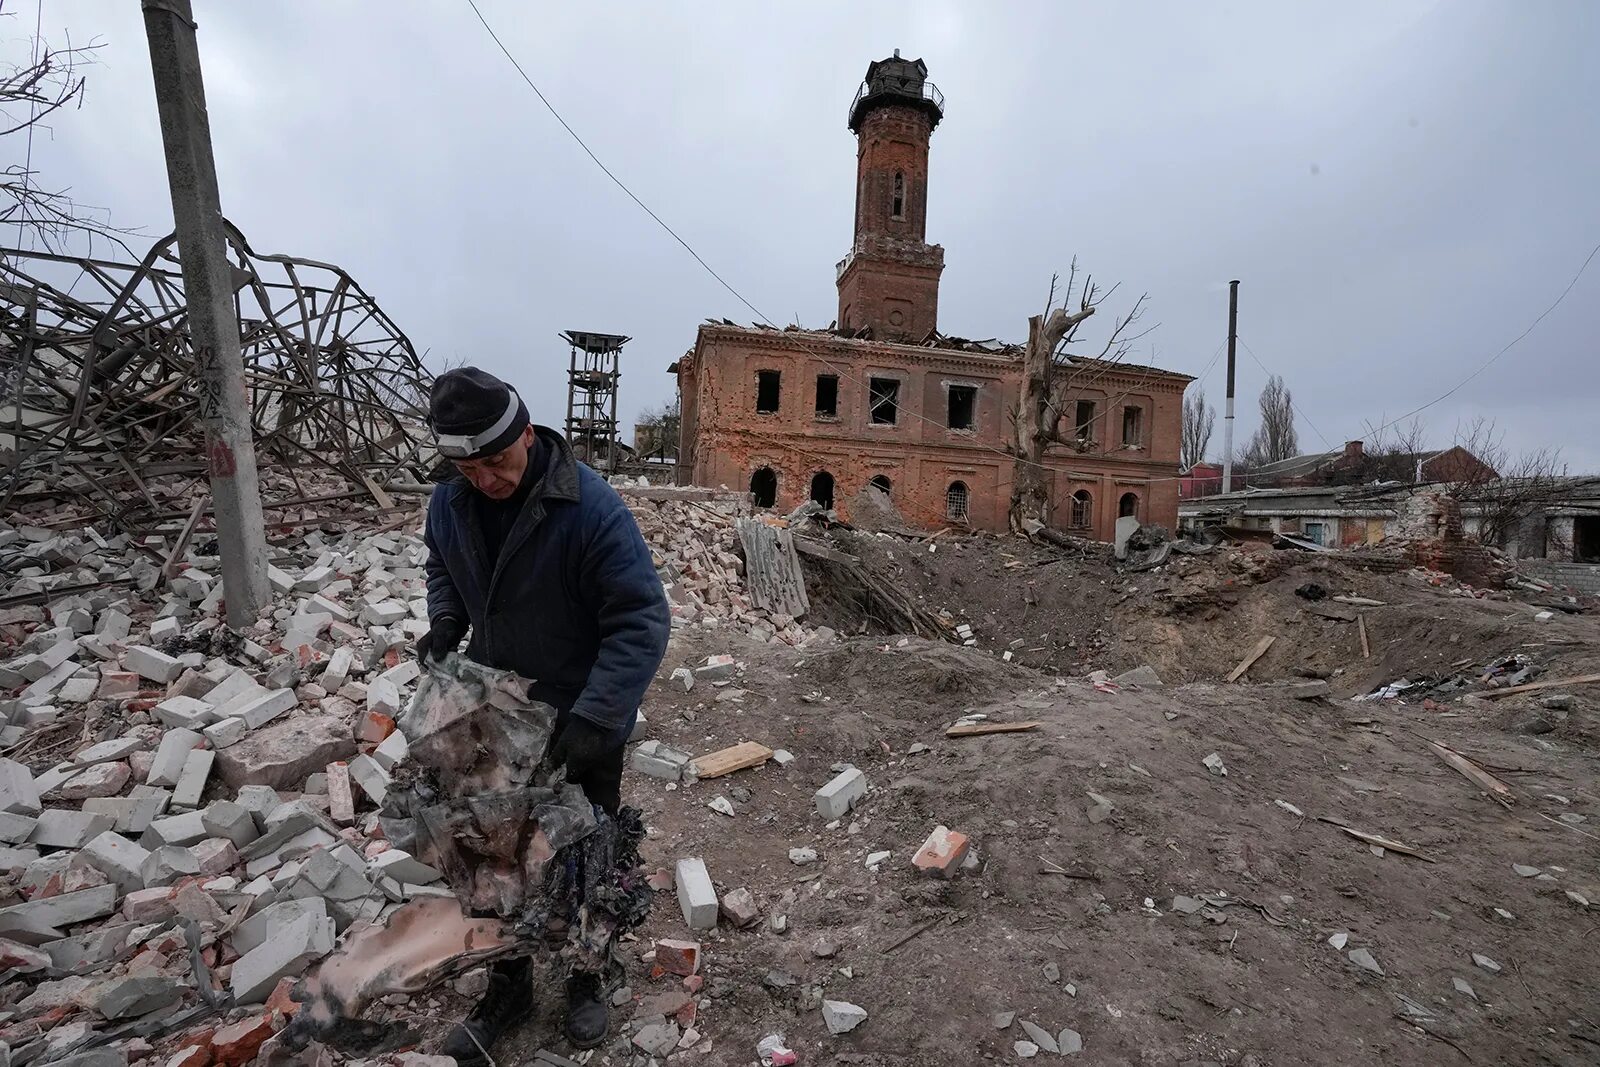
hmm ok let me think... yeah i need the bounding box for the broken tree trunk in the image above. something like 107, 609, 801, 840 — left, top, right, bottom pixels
1009, 305, 1092, 534
736, 517, 809, 618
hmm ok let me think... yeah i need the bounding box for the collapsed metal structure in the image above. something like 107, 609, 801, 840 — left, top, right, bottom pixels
0, 223, 434, 524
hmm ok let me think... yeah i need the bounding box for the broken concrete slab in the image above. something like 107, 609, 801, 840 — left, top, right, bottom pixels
30, 809, 116, 850
87, 974, 186, 1019
0, 757, 42, 815
822, 999, 868, 1035
215, 715, 356, 791
230, 911, 336, 1003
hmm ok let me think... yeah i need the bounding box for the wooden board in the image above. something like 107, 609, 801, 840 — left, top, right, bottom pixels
1357, 614, 1371, 659
736, 518, 810, 618
1421, 738, 1515, 808
1304, 602, 1358, 622
945, 721, 1042, 737
689, 740, 774, 779
1227, 637, 1276, 683
1477, 673, 1600, 701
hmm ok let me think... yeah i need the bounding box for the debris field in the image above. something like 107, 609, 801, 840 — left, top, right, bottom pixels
2, 480, 1599, 1067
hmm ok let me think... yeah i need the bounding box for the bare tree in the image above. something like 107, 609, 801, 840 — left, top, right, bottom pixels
1181, 387, 1214, 470
634, 396, 681, 462
1445, 416, 1571, 549
1240, 374, 1299, 466
1, 22, 133, 253
1008, 260, 1152, 532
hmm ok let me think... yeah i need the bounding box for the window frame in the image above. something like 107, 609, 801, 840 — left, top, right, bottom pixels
868, 376, 901, 426
755, 369, 781, 415
946, 383, 978, 432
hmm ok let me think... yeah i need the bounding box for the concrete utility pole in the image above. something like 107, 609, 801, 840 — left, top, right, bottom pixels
141, 0, 269, 625
1221, 279, 1240, 494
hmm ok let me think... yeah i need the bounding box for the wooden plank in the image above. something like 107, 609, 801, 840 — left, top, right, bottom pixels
1421, 738, 1515, 808
945, 721, 1042, 738
1227, 636, 1275, 683
1304, 602, 1358, 622
1477, 673, 1600, 701
161, 492, 210, 582
1333, 595, 1387, 607
689, 740, 773, 779
1358, 614, 1371, 659
1318, 818, 1436, 863
736, 517, 810, 618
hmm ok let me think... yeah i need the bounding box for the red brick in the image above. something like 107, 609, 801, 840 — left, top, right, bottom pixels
356, 712, 395, 743
654, 939, 700, 977
167, 1045, 210, 1067
210, 1014, 277, 1067
911, 824, 969, 879
265, 976, 301, 1018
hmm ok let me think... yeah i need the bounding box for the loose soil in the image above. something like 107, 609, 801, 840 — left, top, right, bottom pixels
432, 538, 1600, 1066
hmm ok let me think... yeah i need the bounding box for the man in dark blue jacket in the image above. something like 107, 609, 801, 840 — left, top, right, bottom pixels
418, 367, 668, 1060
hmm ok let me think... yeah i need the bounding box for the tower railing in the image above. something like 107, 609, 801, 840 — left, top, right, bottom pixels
849, 79, 944, 118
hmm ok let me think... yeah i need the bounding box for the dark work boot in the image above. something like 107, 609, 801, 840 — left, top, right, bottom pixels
563, 970, 610, 1050
441, 957, 533, 1066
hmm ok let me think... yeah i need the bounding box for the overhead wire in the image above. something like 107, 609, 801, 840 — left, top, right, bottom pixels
462, 0, 1597, 500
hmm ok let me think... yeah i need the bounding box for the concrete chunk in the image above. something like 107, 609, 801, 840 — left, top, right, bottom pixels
232, 896, 329, 955
171, 748, 215, 810
347, 753, 391, 804
140, 810, 208, 849
77, 831, 151, 894
0, 883, 118, 929
31, 808, 115, 850
147, 729, 203, 788
87, 974, 185, 1019
235, 688, 297, 730
201, 800, 260, 848
216, 716, 356, 791
372, 729, 408, 771
675, 857, 718, 930
140, 845, 202, 888
814, 767, 868, 820
203, 716, 247, 749
153, 695, 215, 730
822, 999, 869, 1035
0, 757, 42, 816
229, 911, 336, 1003
124, 646, 184, 684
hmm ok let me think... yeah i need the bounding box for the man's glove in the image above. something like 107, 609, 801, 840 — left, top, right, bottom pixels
550, 716, 615, 777
415, 615, 466, 664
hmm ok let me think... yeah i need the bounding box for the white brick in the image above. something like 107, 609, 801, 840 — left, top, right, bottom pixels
78, 831, 151, 894
171, 749, 215, 810
365, 677, 400, 718
0, 758, 42, 816
377, 659, 420, 689
320, 647, 355, 693
230, 912, 336, 1003
814, 767, 868, 821
124, 646, 184, 684
30, 808, 115, 849
140, 810, 208, 849
147, 729, 203, 788
675, 857, 719, 930
153, 695, 215, 730
346, 754, 390, 805
235, 688, 296, 730
149, 616, 181, 642
371, 730, 408, 771
203, 717, 247, 749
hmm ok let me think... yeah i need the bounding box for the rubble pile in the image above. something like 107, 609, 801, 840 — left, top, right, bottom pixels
625, 490, 829, 648
0, 506, 467, 1065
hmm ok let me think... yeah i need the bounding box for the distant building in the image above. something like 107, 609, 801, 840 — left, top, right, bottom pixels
1248, 439, 1497, 488
672, 54, 1192, 537
1178, 462, 1224, 500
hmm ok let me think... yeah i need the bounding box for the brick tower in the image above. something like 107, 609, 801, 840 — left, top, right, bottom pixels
835, 52, 945, 343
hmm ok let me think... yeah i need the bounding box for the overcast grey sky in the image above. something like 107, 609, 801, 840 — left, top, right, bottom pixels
7, 1, 1598, 469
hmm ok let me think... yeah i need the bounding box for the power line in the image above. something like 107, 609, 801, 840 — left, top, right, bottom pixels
461, 0, 1175, 493
1238, 338, 1333, 451
1362, 238, 1600, 439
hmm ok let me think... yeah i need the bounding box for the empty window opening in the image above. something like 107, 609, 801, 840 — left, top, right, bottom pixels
1119, 492, 1139, 519
891, 171, 905, 219
1575, 516, 1600, 563
814, 374, 838, 417
750, 467, 777, 508
756, 370, 781, 414
1121, 405, 1143, 447
869, 378, 900, 425
1070, 489, 1092, 529
946, 481, 969, 522
1074, 400, 1096, 443
947, 385, 977, 431
868, 474, 892, 497
810, 470, 835, 509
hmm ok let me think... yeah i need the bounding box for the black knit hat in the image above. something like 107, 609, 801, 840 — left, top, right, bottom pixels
428, 367, 530, 460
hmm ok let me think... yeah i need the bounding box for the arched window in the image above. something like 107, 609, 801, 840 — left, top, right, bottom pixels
750, 467, 777, 509
891, 171, 905, 219
1070, 489, 1092, 529
946, 481, 969, 522
810, 470, 835, 509
868, 474, 892, 496
1119, 492, 1139, 519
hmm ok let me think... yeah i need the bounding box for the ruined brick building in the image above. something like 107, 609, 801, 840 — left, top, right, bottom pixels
672, 54, 1191, 537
